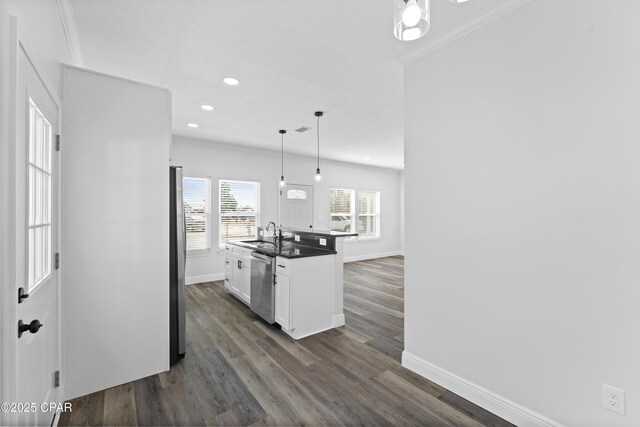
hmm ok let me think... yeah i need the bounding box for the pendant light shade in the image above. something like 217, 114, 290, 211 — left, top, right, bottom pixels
279, 129, 287, 189
314, 111, 323, 183
394, 0, 430, 41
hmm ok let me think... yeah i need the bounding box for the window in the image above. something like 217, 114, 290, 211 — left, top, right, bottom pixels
287, 189, 307, 200
330, 188, 381, 238
358, 190, 380, 238
219, 179, 261, 247
184, 177, 212, 253
28, 98, 53, 291
330, 188, 355, 233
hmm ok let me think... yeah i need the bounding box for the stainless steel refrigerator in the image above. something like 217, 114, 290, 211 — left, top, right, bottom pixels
169, 166, 186, 364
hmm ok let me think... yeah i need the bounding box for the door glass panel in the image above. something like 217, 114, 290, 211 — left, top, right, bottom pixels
27, 98, 52, 291
286, 189, 307, 200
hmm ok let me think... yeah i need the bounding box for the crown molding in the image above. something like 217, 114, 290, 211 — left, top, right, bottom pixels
57, 0, 84, 67
396, 0, 535, 66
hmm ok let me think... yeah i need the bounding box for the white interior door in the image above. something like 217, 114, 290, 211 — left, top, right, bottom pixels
15, 42, 60, 426
280, 184, 314, 230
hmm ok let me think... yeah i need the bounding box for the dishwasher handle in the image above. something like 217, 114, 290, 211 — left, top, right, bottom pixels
251, 252, 274, 264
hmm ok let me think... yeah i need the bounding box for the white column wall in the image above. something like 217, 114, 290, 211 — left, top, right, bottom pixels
62, 66, 171, 400
403, 1, 640, 426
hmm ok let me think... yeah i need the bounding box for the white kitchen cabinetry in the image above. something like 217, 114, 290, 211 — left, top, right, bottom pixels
275, 273, 291, 329
275, 255, 335, 339
241, 251, 252, 302
224, 243, 251, 305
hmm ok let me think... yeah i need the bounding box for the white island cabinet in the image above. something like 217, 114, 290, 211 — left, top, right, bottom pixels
224, 243, 252, 305
224, 234, 342, 339
275, 255, 336, 339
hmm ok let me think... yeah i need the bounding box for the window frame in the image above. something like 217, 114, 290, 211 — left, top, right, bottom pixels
183, 175, 213, 256
329, 187, 381, 240
218, 178, 261, 249
27, 97, 53, 292
357, 189, 381, 240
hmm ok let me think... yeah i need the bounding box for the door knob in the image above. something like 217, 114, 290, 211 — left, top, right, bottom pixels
18, 319, 43, 338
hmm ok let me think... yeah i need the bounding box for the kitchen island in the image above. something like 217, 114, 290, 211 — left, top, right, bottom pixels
224, 228, 356, 339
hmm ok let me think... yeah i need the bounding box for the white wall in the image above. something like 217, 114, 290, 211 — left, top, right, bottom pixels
171, 136, 403, 284
62, 66, 171, 400
0, 0, 73, 414
398, 172, 404, 252
404, 1, 639, 426
2, 0, 74, 96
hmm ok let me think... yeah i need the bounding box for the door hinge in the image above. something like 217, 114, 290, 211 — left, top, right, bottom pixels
54, 370, 60, 387
54, 253, 60, 270
55, 135, 61, 152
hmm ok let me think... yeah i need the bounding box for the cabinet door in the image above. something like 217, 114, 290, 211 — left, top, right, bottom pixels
230, 253, 241, 295
275, 273, 291, 329
241, 255, 252, 303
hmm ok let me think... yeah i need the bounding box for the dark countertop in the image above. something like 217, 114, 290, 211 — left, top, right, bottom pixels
228, 239, 337, 259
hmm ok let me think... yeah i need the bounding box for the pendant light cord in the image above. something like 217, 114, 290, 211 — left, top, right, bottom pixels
281, 133, 284, 176
316, 115, 320, 169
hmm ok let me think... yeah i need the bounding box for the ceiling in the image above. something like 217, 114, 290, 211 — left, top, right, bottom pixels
69, 0, 514, 170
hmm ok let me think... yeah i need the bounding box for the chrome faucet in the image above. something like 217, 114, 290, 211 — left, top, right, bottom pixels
266, 221, 277, 238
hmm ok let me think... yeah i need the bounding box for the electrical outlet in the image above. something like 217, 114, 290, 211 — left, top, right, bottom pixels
602, 384, 625, 415
319, 238, 327, 246
295, 234, 300, 242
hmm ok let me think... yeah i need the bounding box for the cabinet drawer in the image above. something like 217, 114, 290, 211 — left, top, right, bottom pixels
275, 257, 291, 275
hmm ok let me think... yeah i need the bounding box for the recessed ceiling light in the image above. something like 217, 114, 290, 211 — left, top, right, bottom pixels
364, 157, 370, 160
223, 77, 239, 86
200, 104, 214, 111
187, 123, 198, 128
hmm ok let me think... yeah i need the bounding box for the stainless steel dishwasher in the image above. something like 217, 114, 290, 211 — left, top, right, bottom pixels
250, 251, 276, 323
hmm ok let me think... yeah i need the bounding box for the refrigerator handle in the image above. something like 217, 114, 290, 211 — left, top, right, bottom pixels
183, 211, 187, 266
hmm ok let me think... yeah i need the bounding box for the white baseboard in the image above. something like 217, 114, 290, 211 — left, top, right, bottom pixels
344, 251, 404, 263
401, 351, 565, 427
186, 273, 224, 285
333, 314, 345, 327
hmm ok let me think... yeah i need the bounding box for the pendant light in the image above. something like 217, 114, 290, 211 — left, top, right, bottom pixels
279, 129, 287, 189
394, 0, 430, 41
394, 0, 469, 42
314, 111, 323, 183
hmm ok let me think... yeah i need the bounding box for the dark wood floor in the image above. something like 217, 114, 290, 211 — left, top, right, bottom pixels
59, 256, 513, 426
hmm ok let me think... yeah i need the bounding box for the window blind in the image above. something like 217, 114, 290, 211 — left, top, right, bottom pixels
184, 177, 212, 252
219, 179, 261, 246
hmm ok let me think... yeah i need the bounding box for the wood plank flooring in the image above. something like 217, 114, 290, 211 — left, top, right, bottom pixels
58, 256, 513, 426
